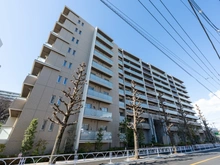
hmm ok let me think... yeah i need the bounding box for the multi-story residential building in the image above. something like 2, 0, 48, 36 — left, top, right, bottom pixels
1, 6, 202, 155
0, 90, 20, 100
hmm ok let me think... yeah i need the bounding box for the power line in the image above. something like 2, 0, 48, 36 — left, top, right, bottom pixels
188, 0, 220, 60
180, 0, 220, 45
100, 0, 220, 99
159, 0, 220, 80
139, 0, 220, 87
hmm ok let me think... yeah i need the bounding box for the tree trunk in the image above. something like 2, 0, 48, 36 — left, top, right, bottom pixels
133, 129, 139, 159
49, 125, 66, 164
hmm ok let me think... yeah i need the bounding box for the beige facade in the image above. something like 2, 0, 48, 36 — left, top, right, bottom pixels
1, 6, 202, 155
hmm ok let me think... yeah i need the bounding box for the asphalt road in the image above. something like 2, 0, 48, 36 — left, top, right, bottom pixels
128, 148, 220, 165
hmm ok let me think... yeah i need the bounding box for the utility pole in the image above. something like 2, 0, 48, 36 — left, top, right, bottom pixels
196, 104, 215, 144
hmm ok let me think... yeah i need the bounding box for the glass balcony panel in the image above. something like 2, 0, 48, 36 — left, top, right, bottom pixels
95, 41, 113, 56
164, 102, 176, 108
92, 61, 113, 76
154, 81, 169, 89
124, 68, 142, 78
152, 70, 166, 78
87, 89, 112, 103
182, 107, 196, 113
120, 116, 125, 122
148, 97, 158, 103
119, 89, 124, 95
84, 107, 112, 120
119, 78, 124, 84
118, 60, 123, 66
155, 87, 172, 95
118, 69, 123, 74
162, 95, 174, 101
124, 55, 140, 65
146, 90, 156, 95
125, 75, 143, 84
119, 101, 125, 108
97, 33, 113, 47
148, 105, 160, 111
80, 130, 112, 140
144, 77, 153, 82
124, 61, 140, 70
90, 74, 112, 89
94, 50, 113, 65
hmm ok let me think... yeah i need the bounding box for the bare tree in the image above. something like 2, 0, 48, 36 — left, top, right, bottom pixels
48, 63, 86, 164
177, 101, 195, 145
158, 93, 175, 146
126, 81, 145, 159
0, 98, 12, 124
196, 104, 215, 143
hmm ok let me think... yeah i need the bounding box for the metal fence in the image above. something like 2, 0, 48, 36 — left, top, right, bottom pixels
0, 143, 219, 165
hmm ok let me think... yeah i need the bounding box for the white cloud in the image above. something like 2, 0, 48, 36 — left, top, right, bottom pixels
193, 90, 220, 130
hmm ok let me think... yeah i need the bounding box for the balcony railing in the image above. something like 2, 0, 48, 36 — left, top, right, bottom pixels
87, 89, 112, 103
152, 70, 166, 78
147, 97, 158, 103
146, 90, 156, 95
119, 78, 124, 84
84, 107, 112, 121
0, 126, 13, 144
124, 68, 142, 78
125, 75, 143, 84
90, 74, 112, 89
118, 60, 123, 66
120, 116, 125, 122
163, 102, 176, 108
95, 41, 113, 56
94, 50, 113, 65
138, 123, 150, 129
124, 55, 140, 65
92, 61, 113, 76
155, 86, 172, 95
119, 101, 125, 108
148, 105, 160, 111
123, 61, 140, 71
97, 33, 113, 47
119, 89, 124, 96
80, 130, 112, 141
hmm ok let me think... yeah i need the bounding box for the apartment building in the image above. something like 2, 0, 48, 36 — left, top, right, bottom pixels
0, 90, 20, 100
1, 6, 202, 155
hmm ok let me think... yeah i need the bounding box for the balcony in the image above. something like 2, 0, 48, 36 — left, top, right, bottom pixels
147, 97, 158, 103
119, 78, 124, 84
120, 116, 125, 122
125, 75, 143, 84
48, 31, 70, 46
9, 97, 27, 117
24, 74, 37, 86
119, 101, 125, 109
0, 126, 13, 144
124, 68, 142, 78
182, 107, 196, 114
87, 89, 112, 104
33, 56, 60, 73
181, 101, 193, 108
188, 121, 201, 126
84, 107, 112, 121
186, 114, 199, 120
164, 109, 178, 115
141, 103, 149, 109
124, 55, 140, 65
80, 130, 112, 143
179, 95, 190, 102
94, 50, 113, 66
119, 89, 124, 96
97, 33, 113, 47
143, 70, 151, 76
138, 123, 150, 129
118, 69, 123, 75
155, 86, 172, 95
177, 90, 189, 97
95, 41, 113, 56
148, 105, 160, 111
118, 60, 123, 66
162, 95, 174, 101
118, 52, 123, 57
92, 61, 113, 77
90, 74, 113, 89
154, 80, 169, 89
124, 61, 140, 71
146, 90, 156, 95
163, 102, 177, 108
119, 133, 126, 141
170, 126, 178, 131
144, 77, 153, 82
152, 70, 166, 78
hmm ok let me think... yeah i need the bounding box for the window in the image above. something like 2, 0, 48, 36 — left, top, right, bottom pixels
72, 37, 75, 42
103, 91, 109, 95
88, 86, 94, 90
79, 30, 82, 35
86, 103, 92, 108
82, 22, 84, 26
41, 120, 47, 130
72, 50, 76, 55
63, 78, 68, 85
63, 60, 67, 67
68, 47, 71, 53
78, 20, 81, 24
101, 107, 108, 112
57, 75, 62, 83
82, 124, 89, 131
76, 40, 79, 44
48, 122, 54, 131
75, 28, 78, 32
68, 62, 72, 69
57, 97, 62, 106
50, 95, 56, 104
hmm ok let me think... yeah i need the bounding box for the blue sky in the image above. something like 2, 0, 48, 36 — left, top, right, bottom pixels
0, 0, 220, 126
